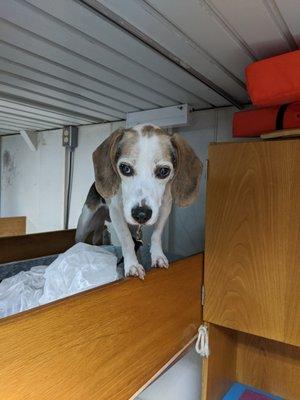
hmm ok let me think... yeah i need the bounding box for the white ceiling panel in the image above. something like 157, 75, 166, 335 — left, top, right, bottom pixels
0, 99, 92, 126
275, 0, 300, 47
26, 0, 222, 106
92, 0, 248, 104
1, 0, 213, 107
0, 22, 167, 109
210, 0, 294, 58
0, 55, 140, 114
0, 116, 55, 129
0, 98, 94, 135
0, 0, 299, 135
146, 0, 254, 80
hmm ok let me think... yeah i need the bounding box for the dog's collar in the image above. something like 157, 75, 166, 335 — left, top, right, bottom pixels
136, 225, 143, 241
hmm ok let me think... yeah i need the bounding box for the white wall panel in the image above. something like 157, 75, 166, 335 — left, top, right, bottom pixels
1, 130, 65, 233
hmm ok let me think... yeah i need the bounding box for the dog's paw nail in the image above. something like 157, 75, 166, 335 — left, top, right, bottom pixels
126, 264, 145, 280
151, 256, 169, 269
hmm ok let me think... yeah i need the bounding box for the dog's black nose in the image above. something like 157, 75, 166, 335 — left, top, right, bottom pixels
131, 206, 152, 224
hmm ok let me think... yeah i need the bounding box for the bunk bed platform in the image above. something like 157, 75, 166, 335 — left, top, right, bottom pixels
0, 230, 202, 400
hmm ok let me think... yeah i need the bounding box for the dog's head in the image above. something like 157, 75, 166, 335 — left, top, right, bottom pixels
93, 124, 202, 225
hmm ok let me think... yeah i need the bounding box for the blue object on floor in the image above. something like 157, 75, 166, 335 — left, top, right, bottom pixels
222, 382, 283, 400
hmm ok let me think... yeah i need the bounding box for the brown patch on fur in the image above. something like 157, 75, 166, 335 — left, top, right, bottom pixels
171, 133, 202, 207
161, 136, 175, 160
85, 183, 106, 212
93, 128, 125, 199
118, 129, 139, 157
141, 124, 169, 137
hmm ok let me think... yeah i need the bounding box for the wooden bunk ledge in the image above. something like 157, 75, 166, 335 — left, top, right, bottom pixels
0, 229, 76, 264
0, 253, 203, 400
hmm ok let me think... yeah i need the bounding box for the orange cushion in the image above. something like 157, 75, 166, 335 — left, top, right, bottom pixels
246, 50, 300, 106
233, 102, 300, 137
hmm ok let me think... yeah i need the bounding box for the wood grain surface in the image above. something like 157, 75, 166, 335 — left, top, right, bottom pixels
202, 323, 300, 400
0, 216, 26, 237
204, 140, 300, 346
0, 229, 76, 264
0, 254, 203, 400
236, 330, 300, 400
201, 324, 236, 400
261, 128, 300, 140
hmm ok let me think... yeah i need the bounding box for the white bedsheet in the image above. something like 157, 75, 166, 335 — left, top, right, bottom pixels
0, 243, 118, 318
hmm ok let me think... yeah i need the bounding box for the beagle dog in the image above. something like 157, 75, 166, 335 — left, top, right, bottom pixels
76, 124, 202, 279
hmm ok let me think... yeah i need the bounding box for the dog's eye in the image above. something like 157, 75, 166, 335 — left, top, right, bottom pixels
119, 163, 134, 176
155, 166, 171, 179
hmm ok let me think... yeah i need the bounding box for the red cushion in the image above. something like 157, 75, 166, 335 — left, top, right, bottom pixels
233, 102, 300, 137
246, 50, 300, 106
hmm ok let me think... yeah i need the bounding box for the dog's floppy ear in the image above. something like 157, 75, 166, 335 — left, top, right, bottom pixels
171, 133, 202, 207
93, 128, 124, 199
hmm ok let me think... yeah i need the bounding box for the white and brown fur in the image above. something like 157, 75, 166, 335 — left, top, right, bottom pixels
76, 124, 202, 279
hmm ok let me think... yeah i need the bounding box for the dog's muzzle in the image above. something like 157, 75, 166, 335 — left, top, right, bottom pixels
131, 205, 152, 224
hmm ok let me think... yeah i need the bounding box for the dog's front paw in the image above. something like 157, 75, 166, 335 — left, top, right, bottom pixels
125, 264, 145, 280
151, 252, 169, 269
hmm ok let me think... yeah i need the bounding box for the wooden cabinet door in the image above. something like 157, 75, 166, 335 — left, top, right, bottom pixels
204, 140, 300, 346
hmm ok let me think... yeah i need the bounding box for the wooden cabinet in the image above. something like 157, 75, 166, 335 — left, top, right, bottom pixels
204, 140, 300, 346
202, 139, 300, 400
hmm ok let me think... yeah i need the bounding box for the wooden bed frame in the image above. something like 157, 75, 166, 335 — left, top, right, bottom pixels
0, 216, 26, 237
0, 230, 203, 400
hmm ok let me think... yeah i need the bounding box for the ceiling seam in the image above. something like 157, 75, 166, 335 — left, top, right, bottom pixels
0, 100, 93, 123
0, 117, 54, 126
201, 0, 258, 60
0, 120, 52, 130
139, 0, 249, 86
262, 0, 298, 50
0, 68, 129, 116
0, 57, 141, 112
21, 0, 212, 106
0, 110, 91, 125
0, 110, 75, 125
80, 0, 244, 108
0, 92, 104, 122
0, 77, 123, 120
0, 19, 178, 107
0, 41, 160, 109
0, 114, 58, 126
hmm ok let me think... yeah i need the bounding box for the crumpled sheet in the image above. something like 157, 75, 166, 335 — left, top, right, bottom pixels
0, 243, 118, 318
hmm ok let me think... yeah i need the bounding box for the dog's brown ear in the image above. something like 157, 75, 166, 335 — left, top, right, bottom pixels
171, 133, 202, 207
93, 128, 124, 199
